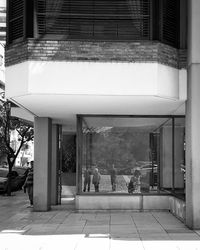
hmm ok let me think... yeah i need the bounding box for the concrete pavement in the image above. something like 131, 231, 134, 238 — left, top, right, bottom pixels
0, 191, 200, 250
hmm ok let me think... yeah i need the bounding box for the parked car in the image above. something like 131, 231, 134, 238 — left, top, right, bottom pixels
0, 167, 29, 193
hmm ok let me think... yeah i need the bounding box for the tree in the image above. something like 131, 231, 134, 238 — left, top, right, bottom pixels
0, 96, 34, 196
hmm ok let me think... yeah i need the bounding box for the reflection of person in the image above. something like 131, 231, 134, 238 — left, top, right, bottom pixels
83, 167, 91, 192
23, 161, 34, 207
110, 164, 117, 191
92, 168, 101, 192
133, 169, 141, 193
127, 169, 141, 193
128, 176, 135, 194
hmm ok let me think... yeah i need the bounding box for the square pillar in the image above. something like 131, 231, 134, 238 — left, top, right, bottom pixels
186, 66, 200, 229
159, 126, 172, 189
34, 117, 52, 211
51, 124, 62, 205
174, 126, 185, 189
186, 0, 200, 229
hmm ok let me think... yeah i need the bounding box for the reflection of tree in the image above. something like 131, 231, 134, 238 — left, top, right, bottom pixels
84, 127, 150, 173
0, 98, 34, 195
62, 135, 76, 173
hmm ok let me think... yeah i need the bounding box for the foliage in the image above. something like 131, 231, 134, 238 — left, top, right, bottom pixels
62, 135, 76, 173
0, 97, 34, 195
83, 127, 150, 174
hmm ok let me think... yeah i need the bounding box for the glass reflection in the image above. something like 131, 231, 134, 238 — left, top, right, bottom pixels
80, 116, 185, 197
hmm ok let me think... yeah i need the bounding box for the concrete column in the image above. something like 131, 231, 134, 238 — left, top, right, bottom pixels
186, 0, 200, 229
51, 124, 60, 205
174, 127, 185, 189
159, 126, 172, 189
34, 117, 52, 211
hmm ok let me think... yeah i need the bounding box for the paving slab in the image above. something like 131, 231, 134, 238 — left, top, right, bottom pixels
110, 225, 138, 234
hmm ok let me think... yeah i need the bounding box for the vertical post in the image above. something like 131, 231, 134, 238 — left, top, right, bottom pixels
51, 124, 59, 205
57, 125, 62, 205
34, 117, 52, 211
86, 133, 89, 169
89, 133, 92, 167
172, 117, 175, 192
76, 115, 83, 194
157, 132, 161, 192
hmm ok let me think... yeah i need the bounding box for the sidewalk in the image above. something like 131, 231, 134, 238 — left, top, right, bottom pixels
0, 191, 200, 250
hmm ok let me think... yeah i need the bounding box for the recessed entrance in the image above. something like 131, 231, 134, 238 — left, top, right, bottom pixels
61, 134, 76, 207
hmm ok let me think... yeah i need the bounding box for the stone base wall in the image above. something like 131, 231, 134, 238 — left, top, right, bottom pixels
75, 195, 170, 211
169, 196, 186, 222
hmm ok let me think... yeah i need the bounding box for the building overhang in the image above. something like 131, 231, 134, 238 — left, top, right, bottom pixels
6, 61, 186, 131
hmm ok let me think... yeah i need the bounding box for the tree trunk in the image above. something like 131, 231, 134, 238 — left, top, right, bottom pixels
6, 158, 14, 196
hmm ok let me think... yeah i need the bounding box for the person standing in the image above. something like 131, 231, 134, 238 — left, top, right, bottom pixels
83, 167, 91, 192
92, 168, 101, 192
127, 176, 135, 194
110, 164, 117, 191
23, 161, 34, 207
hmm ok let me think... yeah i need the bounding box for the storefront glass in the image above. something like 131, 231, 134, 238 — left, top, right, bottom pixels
77, 115, 185, 198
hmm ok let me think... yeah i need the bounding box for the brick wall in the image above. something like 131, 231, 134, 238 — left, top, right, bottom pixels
5, 39, 187, 69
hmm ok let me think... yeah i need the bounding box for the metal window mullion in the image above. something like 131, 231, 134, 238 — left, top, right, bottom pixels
172, 117, 175, 192
157, 133, 161, 192
76, 115, 83, 195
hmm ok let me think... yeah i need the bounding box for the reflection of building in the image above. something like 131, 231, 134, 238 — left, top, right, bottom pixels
10, 130, 34, 166
0, 0, 5, 92
0, 0, 6, 163
0, 0, 6, 44
4, 0, 200, 229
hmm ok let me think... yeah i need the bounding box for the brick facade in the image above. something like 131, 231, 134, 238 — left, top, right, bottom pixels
6, 39, 187, 69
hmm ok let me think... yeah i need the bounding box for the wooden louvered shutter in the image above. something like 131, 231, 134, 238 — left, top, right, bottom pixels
160, 0, 180, 47
7, 0, 34, 44
8, 0, 25, 44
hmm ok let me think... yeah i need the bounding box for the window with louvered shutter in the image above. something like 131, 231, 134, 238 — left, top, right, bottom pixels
36, 0, 151, 40
8, 0, 25, 43
7, 0, 183, 48
160, 0, 180, 47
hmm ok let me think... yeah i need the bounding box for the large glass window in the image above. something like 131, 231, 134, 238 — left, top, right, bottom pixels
36, 0, 151, 40
7, 0, 184, 48
77, 116, 185, 197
